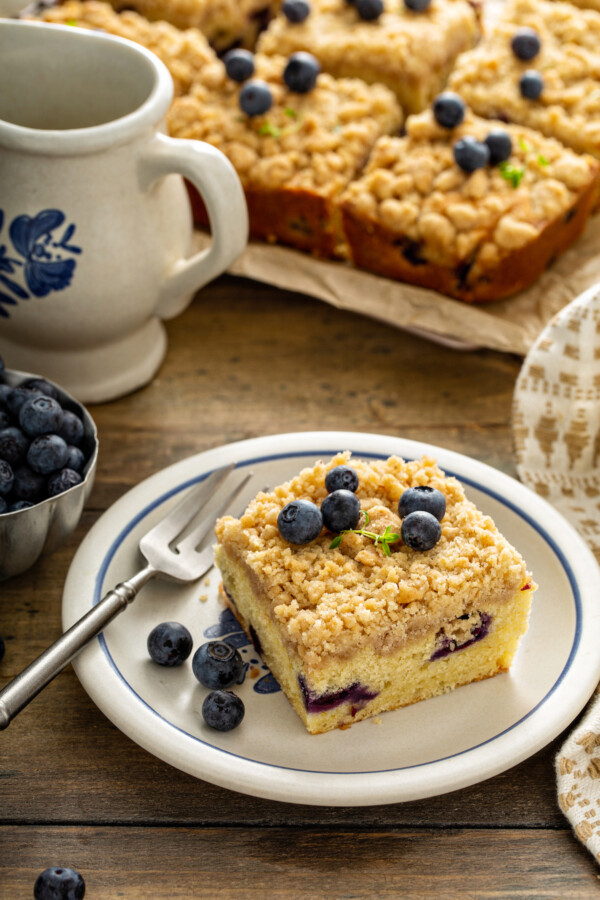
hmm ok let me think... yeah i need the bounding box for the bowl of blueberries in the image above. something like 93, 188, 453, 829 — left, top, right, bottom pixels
0, 356, 98, 581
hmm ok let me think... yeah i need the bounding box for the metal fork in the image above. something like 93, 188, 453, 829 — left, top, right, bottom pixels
0, 462, 251, 729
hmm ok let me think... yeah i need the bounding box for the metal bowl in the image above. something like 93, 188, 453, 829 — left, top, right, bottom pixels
0, 369, 98, 581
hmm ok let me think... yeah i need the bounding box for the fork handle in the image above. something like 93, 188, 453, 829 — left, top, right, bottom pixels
0, 566, 156, 729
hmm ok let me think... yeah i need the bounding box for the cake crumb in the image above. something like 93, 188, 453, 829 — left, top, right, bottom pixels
373, 716, 383, 725
249, 667, 260, 678
198, 594, 208, 603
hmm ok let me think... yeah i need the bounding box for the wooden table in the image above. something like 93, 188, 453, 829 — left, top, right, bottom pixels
1, 276, 598, 898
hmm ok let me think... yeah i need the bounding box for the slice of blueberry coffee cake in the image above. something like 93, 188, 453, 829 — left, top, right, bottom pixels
214, 453, 536, 734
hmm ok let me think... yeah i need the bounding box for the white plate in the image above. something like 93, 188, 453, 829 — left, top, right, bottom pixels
63, 431, 600, 806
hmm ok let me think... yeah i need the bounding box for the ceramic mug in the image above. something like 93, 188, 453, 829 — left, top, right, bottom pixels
0, 19, 248, 402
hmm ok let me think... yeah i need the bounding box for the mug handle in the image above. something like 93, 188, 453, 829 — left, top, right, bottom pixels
138, 132, 248, 320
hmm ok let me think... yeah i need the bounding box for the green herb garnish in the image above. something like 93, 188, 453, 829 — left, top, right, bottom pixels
537, 154, 549, 166
259, 121, 282, 138
499, 160, 526, 188
284, 107, 298, 118
329, 510, 401, 558
518, 137, 531, 153
66, 18, 78, 24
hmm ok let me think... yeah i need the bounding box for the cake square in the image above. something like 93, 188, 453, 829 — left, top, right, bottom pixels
337, 110, 599, 302
214, 453, 536, 735
167, 54, 402, 256
448, 0, 600, 160
256, 0, 480, 114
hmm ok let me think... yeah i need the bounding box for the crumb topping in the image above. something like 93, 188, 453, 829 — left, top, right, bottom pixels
448, 0, 600, 158
215, 454, 529, 668
167, 54, 402, 194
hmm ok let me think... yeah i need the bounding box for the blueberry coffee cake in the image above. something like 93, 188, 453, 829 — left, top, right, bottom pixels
448, 0, 600, 159
337, 104, 599, 302
167, 52, 402, 255
214, 454, 536, 734
257, 0, 480, 114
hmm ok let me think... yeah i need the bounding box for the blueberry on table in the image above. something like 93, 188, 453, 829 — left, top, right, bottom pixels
192, 641, 244, 689
404, 0, 432, 10
12, 465, 45, 502
325, 464, 359, 493
453, 136, 490, 173
401, 510, 442, 550
519, 70, 544, 100
282, 0, 311, 22
147, 621, 193, 667
27, 434, 69, 475
239, 79, 273, 116
432, 92, 466, 129
57, 409, 84, 447
202, 689, 245, 731
398, 485, 446, 521
283, 52, 321, 93
19, 395, 64, 437
277, 498, 323, 543
511, 27, 541, 61
356, 0, 384, 19
0, 426, 29, 466
33, 866, 85, 900
321, 489, 361, 533
47, 467, 83, 497
484, 129, 513, 165
0, 459, 14, 496
224, 48, 255, 83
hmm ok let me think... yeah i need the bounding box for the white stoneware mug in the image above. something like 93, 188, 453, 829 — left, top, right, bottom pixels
0, 19, 248, 402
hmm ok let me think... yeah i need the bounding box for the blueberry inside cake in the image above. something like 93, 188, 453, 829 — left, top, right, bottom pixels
214, 454, 536, 734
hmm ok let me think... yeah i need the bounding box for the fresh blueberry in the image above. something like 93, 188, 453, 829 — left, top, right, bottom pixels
432, 91, 466, 129
57, 410, 84, 447
47, 468, 83, 497
34, 866, 85, 900
398, 485, 446, 521
511, 27, 541, 61
192, 641, 244, 689
283, 52, 321, 93
0, 409, 11, 430
0, 460, 14, 496
12, 465, 45, 502
0, 355, 4, 377
239, 79, 273, 116
519, 70, 544, 100
356, 0, 384, 20
22, 377, 59, 400
453, 136, 490, 173
0, 497, 7, 514
65, 445, 86, 473
224, 48, 255, 83
6, 385, 43, 417
202, 689, 245, 731
404, 0, 431, 10
0, 427, 29, 465
484, 128, 513, 165
282, 0, 311, 22
0, 635, 4, 662
9, 499, 34, 511
0, 383, 11, 407
325, 465, 359, 493
147, 621, 193, 667
277, 498, 323, 543
401, 510, 442, 550
27, 434, 68, 474
321, 489, 361, 532
19, 395, 64, 437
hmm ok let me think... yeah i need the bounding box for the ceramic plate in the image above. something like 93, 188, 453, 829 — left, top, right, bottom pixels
63, 432, 600, 806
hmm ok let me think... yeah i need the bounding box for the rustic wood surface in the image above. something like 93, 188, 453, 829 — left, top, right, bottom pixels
1, 276, 598, 897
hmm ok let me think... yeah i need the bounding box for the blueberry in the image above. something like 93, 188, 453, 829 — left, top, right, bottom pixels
484, 128, 513, 165
27, 434, 68, 474
147, 621, 193, 667
22, 377, 59, 400
0, 635, 4, 662
0, 459, 14, 496
404, 0, 431, 9
19, 395, 64, 437
202, 689, 245, 731
321, 489, 361, 532
0, 497, 7, 514
356, 0, 384, 20
398, 485, 446, 521
34, 866, 85, 900
57, 410, 84, 447
277, 498, 323, 543
401, 510, 442, 550
65, 445, 86, 473
282, 0, 311, 22
192, 641, 244, 689
453, 136, 490, 173
0, 427, 29, 465
0, 355, 4, 377
12, 465, 45, 502
239, 79, 273, 116
283, 52, 321, 93
519, 70, 543, 100
224, 48, 255, 83
47, 468, 83, 497
0, 383, 11, 407
9, 499, 34, 511
6, 385, 43, 417
325, 465, 359, 493
432, 91, 466, 129
0, 409, 11, 430
511, 27, 541, 61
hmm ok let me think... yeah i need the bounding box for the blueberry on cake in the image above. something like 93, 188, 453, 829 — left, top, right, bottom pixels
214, 454, 536, 735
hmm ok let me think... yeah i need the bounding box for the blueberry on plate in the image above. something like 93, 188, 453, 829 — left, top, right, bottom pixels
401, 510, 442, 551
277, 498, 323, 543
325, 464, 359, 493
47, 467, 83, 497
511, 27, 541, 61
404, 0, 431, 10
27, 434, 69, 475
34, 866, 85, 900
484, 128, 512, 165
192, 641, 244, 689
224, 48, 255, 83
239, 79, 273, 116
519, 70, 544, 100
398, 485, 446, 521
432, 92, 466, 129
57, 410, 84, 447
356, 0, 384, 20
321, 489, 361, 532
147, 621, 193, 667
0, 459, 14, 497
282, 0, 311, 22
0, 426, 29, 466
202, 689, 245, 731
19, 395, 64, 437
283, 52, 321, 93
453, 136, 490, 173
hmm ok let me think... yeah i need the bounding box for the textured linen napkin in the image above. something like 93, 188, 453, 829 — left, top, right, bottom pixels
513, 282, 600, 863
